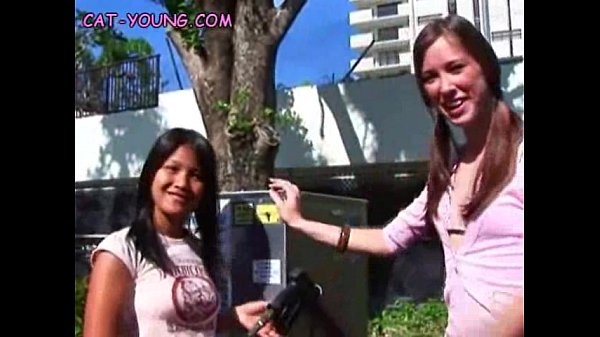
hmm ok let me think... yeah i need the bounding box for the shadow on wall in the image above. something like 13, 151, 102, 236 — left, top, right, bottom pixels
75, 185, 137, 235
88, 108, 165, 179
500, 59, 524, 117
319, 75, 433, 164
275, 85, 327, 168
292, 61, 524, 168
317, 85, 367, 164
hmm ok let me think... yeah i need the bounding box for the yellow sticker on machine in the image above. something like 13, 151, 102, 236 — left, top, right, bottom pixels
256, 204, 280, 224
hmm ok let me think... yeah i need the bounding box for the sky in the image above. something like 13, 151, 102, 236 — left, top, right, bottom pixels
74, 0, 360, 92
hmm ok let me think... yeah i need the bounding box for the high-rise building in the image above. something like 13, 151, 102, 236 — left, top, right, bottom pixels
349, 0, 524, 79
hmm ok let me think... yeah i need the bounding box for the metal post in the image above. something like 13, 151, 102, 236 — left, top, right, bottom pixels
507, 0, 514, 57
448, 0, 457, 14
342, 39, 376, 82
472, 0, 481, 31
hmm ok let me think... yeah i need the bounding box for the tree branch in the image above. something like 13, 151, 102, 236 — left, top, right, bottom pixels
166, 27, 214, 131
166, 28, 205, 66
281, 0, 306, 15
271, 0, 307, 41
194, 0, 235, 15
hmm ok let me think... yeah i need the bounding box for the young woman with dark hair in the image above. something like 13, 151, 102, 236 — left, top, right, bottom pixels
84, 128, 280, 337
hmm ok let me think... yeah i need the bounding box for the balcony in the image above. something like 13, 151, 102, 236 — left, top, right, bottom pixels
349, 3, 410, 31
350, 51, 412, 78
75, 54, 160, 118
350, 27, 411, 51
415, 0, 446, 18
349, 0, 406, 10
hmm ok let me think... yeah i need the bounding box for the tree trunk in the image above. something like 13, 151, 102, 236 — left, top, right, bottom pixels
167, 0, 306, 192
224, 1, 278, 191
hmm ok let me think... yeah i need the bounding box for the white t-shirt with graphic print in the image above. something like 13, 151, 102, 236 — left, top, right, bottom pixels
91, 227, 221, 337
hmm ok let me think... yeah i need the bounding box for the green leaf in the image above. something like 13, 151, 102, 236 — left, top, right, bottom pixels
367, 298, 447, 337
75, 8, 155, 69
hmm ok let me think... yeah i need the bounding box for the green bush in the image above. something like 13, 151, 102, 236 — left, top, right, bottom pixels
368, 298, 448, 337
75, 277, 88, 337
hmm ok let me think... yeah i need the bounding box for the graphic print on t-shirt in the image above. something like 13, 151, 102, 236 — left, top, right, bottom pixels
169, 263, 219, 332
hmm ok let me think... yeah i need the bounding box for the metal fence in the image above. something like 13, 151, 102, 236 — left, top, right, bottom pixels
75, 54, 160, 118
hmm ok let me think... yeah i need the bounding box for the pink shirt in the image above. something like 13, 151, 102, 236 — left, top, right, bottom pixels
383, 142, 524, 337
91, 227, 221, 337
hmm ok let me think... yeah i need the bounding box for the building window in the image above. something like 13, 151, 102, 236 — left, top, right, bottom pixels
491, 29, 522, 41
377, 27, 399, 41
418, 14, 442, 25
376, 2, 399, 17
377, 50, 400, 66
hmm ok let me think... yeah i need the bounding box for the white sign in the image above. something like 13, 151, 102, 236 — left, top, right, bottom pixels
252, 259, 281, 285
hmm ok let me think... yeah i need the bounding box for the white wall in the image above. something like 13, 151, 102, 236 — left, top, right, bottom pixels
75, 89, 206, 181
275, 73, 434, 168
75, 59, 524, 181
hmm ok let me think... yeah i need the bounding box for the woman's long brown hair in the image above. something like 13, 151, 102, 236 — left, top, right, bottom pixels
413, 15, 524, 223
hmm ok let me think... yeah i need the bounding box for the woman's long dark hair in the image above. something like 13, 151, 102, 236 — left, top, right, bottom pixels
413, 15, 523, 223
127, 128, 220, 281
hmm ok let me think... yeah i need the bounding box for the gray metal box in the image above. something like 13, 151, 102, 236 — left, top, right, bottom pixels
218, 191, 368, 337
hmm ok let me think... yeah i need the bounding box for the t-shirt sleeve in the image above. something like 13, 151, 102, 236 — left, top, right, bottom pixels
382, 186, 430, 253
90, 229, 138, 278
